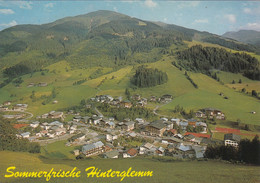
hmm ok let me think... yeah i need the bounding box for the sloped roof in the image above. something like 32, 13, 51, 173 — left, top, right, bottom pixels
105, 150, 119, 158
82, 141, 104, 153
127, 148, 138, 156
224, 133, 241, 142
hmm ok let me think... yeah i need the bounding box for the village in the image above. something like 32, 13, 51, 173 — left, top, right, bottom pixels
0, 94, 242, 160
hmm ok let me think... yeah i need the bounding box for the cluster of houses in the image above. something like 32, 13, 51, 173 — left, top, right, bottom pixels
17, 120, 78, 141
90, 94, 174, 109
196, 108, 225, 120
0, 101, 28, 112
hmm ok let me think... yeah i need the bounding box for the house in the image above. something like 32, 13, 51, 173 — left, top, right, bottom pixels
179, 121, 188, 130
55, 127, 66, 136
195, 122, 207, 133
106, 122, 115, 129
73, 116, 82, 122
163, 121, 173, 130
82, 141, 105, 157
3, 101, 11, 106
156, 147, 165, 156
48, 111, 64, 119
167, 129, 177, 136
89, 116, 102, 125
104, 150, 119, 159
192, 145, 207, 158
224, 133, 241, 147
123, 148, 138, 158
21, 132, 30, 138
139, 143, 155, 155
160, 94, 173, 103
0, 106, 8, 111
120, 100, 132, 108
30, 121, 40, 128
106, 134, 118, 142
132, 94, 141, 101
122, 121, 135, 131
38, 82, 48, 87
49, 121, 63, 128
145, 120, 166, 137
27, 83, 35, 87
202, 108, 225, 120
13, 104, 28, 111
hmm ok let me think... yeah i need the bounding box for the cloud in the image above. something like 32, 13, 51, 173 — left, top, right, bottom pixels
45, 3, 54, 8
113, 7, 118, 12
0, 9, 14, 14
241, 22, 260, 31
224, 14, 236, 24
177, 1, 200, 9
193, 19, 208, 24
144, 0, 157, 8
243, 8, 251, 14
243, 6, 260, 15
0, 20, 17, 28
13, 1, 33, 9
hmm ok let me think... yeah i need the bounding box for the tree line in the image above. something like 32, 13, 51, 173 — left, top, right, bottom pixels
205, 136, 260, 165
176, 45, 260, 80
0, 117, 40, 153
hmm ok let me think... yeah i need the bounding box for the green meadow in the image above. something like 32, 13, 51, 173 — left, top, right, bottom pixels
0, 41, 259, 124
0, 151, 259, 183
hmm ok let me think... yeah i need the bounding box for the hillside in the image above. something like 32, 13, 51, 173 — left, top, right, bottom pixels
223, 30, 260, 47
0, 10, 259, 126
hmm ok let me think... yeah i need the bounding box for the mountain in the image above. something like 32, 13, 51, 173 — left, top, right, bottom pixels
0, 10, 259, 125
223, 30, 260, 47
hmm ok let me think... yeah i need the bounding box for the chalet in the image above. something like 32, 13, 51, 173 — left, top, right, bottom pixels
135, 118, 144, 123
167, 129, 177, 136
160, 94, 173, 103
82, 141, 105, 157
132, 94, 141, 101
120, 100, 132, 108
224, 133, 241, 147
3, 114, 24, 119
106, 134, 118, 142
145, 120, 166, 137
48, 111, 64, 119
156, 147, 165, 156
82, 116, 90, 123
170, 118, 180, 125
106, 122, 115, 129
27, 83, 35, 87
163, 121, 173, 130
21, 132, 30, 138
49, 121, 63, 128
192, 145, 207, 158
89, 116, 102, 125
38, 82, 48, 87
54, 127, 66, 136
122, 121, 135, 131
200, 108, 225, 120
3, 101, 11, 106
195, 122, 207, 133
123, 148, 138, 158
73, 116, 82, 122
0, 106, 8, 111
179, 121, 188, 130
104, 150, 119, 159
30, 121, 40, 128
150, 96, 157, 102
52, 100, 58, 104
13, 104, 28, 111
188, 119, 197, 127
139, 143, 155, 155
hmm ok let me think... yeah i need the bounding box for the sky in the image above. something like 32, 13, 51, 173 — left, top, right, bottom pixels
0, 0, 260, 35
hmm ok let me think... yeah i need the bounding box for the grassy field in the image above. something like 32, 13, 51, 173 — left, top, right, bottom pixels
0, 151, 259, 183
0, 41, 259, 124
